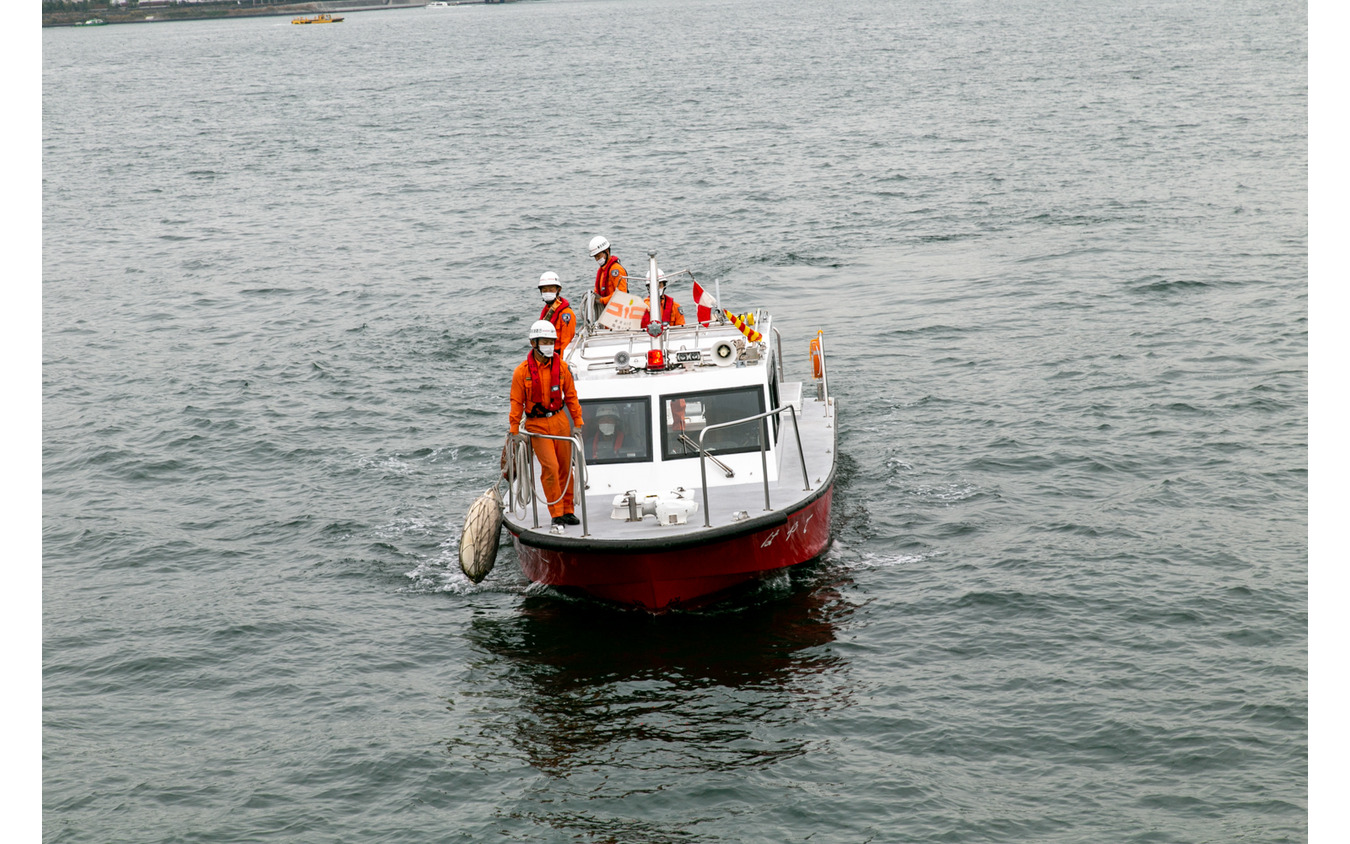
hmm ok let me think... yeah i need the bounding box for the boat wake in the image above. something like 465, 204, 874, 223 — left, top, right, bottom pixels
401, 527, 525, 596
853, 550, 931, 570
401, 554, 528, 596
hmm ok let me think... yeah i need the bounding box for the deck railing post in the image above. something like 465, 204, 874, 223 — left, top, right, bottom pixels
518, 430, 591, 533
527, 432, 540, 528
573, 435, 590, 537
503, 434, 514, 511
700, 452, 711, 528
760, 417, 771, 511
789, 405, 811, 491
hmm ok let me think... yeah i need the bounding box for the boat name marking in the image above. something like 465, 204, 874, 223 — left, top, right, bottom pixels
760, 528, 781, 548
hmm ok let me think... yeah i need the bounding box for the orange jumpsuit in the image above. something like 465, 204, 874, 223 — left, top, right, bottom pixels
594, 255, 628, 307
509, 353, 584, 519
539, 296, 576, 356
641, 295, 686, 328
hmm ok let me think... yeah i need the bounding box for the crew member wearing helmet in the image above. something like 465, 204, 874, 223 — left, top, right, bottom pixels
536, 271, 575, 355
588, 235, 628, 317
509, 320, 584, 526
639, 271, 686, 329
589, 405, 626, 461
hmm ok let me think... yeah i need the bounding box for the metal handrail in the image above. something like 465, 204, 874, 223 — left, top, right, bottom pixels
696, 404, 811, 528
679, 434, 734, 477
576, 321, 731, 371
510, 431, 590, 536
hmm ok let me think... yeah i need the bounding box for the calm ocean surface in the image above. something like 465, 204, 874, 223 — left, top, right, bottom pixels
42, 0, 1308, 841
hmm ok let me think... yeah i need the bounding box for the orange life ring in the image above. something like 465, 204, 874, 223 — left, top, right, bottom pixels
810, 337, 823, 379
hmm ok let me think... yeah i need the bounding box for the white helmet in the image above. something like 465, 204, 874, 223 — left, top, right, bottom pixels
528, 320, 557, 341
588, 235, 611, 257
537, 271, 560, 288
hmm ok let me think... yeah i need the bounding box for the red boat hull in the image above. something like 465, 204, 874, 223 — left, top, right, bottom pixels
509, 485, 833, 612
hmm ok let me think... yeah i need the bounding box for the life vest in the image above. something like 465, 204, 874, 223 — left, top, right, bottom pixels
591, 429, 624, 458
524, 352, 564, 415
594, 255, 623, 299
540, 295, 572, 327
640, 295, 680, 328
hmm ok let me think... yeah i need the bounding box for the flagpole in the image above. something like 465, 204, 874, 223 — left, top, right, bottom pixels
648, 252, 664, 362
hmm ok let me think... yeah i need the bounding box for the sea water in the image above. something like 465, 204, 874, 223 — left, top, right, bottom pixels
42, 0, 1307, 840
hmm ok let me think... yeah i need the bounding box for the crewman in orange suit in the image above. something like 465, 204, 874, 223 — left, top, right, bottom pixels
589, 235, 628, 317
536, 271, 576, 355
509, 320, 584, 526
640, 273, 686, 329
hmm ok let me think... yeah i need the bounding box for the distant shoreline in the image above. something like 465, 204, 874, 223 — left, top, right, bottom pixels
42, 0, 504, 28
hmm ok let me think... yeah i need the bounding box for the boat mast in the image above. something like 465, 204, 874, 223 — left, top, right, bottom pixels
647, 252, 665, 360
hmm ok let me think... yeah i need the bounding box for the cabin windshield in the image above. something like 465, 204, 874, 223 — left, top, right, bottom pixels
579, 397, 652, 465
660, 385, 767, 460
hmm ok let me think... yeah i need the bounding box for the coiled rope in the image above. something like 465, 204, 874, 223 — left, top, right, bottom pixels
503, 433, 580, 516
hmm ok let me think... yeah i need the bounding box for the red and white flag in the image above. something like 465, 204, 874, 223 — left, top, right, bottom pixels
692, 281, 718, 326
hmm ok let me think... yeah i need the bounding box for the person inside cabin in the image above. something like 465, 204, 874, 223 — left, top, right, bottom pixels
589, 405, 628, 461
536, 271, 575, 355
665, 397, 690, 454
509, 320, 584, 527
589, 235, 628, 322
640, 273, 686, 329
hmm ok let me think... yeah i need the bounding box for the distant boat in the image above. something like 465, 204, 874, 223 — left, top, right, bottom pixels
74, 18, 106, 26
291, 14, 343, 24
428, 1, 452, 6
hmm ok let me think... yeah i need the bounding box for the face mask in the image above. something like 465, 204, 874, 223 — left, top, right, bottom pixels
538, 343, 555, 358
541, 291, 557, 303
599, 422, 615, 436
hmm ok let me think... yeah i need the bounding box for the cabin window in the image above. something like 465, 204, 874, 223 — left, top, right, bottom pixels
578, 397, 652, 465
659, 385, 767, 460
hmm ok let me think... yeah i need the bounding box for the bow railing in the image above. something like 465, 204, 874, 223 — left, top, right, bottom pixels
503, 431, 590, 536
696, 404, 810, 528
